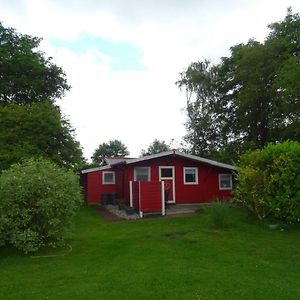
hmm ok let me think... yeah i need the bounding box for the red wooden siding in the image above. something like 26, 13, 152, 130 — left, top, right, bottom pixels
85, 169, 119, 204
139, 182, 162, 213
131, 181, 162, 213
122, 156, 232, 205
173, 158, 232, 203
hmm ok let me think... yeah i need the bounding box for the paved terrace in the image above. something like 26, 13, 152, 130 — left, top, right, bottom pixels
96, 203, 210, 221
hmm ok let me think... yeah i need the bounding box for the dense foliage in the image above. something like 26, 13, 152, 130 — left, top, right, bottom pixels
141, 139, 170, 156
0, 22, 70, 104
177, 9, 300, 162
234, 141, 300, 223
0, 22, 84, 171
91, 139, 129, 165
0, 102, 84, 171
0, 158, 82, 253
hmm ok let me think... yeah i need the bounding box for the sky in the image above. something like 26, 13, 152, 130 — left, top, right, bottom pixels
1, 0, 300, 160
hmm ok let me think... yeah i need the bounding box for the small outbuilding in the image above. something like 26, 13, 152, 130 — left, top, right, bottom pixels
81, 150, 236, 217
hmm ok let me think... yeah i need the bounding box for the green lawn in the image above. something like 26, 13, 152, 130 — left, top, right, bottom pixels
0, 206, 299, 300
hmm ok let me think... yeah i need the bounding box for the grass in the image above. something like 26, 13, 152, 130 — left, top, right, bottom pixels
0, 206, 299, 299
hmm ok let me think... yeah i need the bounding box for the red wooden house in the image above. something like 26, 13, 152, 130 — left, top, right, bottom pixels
81, 150, 236, 217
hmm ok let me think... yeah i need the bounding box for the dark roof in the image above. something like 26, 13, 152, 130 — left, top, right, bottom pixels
125, 150, 237, 170
81, 150, 236, 174
104, 157, 135, 166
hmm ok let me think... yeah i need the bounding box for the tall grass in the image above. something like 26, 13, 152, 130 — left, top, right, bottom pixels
210, 201, 231, 229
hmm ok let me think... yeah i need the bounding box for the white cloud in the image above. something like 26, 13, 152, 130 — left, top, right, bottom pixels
1, 0, 300, 159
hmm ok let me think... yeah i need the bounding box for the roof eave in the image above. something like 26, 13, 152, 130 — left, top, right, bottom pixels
81, 165, 111, 174
175, 151, 237, 171
125, 150, 237, 171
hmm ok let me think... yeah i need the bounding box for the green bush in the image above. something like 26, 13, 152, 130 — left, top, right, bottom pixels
0, 158, 82, 253
210, 201, 231, 229
234, 141, 300, 223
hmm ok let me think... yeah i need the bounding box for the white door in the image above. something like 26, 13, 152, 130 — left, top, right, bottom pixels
159, 166, 175, 203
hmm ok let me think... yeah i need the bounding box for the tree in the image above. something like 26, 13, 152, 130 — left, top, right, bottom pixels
91, 139, 129, 165
176, 61, 225, 158
177, 9, 300, 161
141, 139, 170, 156
216, 28, 300, 149
0, 102, 84, 171
266, 8, 300, 141
0, 22, 70, 105
0, 158, 82, 253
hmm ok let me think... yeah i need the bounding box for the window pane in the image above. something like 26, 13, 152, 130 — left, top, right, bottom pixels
136, 174, 149, 181
220, 174, 232, 189
135, 167, 150, 181
185, 173, 196, 182
185, 168, 197, 183
161, 168, 173, 178
103, 172, 114, 184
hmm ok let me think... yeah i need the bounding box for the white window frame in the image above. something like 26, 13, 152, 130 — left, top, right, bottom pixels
219, 174, 232, 190
102, 171, 115, 184
159, 166, 175, 181
134, 167, 151, 182
183, 167, 198, 185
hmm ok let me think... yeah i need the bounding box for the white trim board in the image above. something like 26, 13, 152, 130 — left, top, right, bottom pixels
219, 173, 233, 190
102, 171, 115, 184
81, 165, 111, 174
159, 166, 176, 204
183, 167, 198, 185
